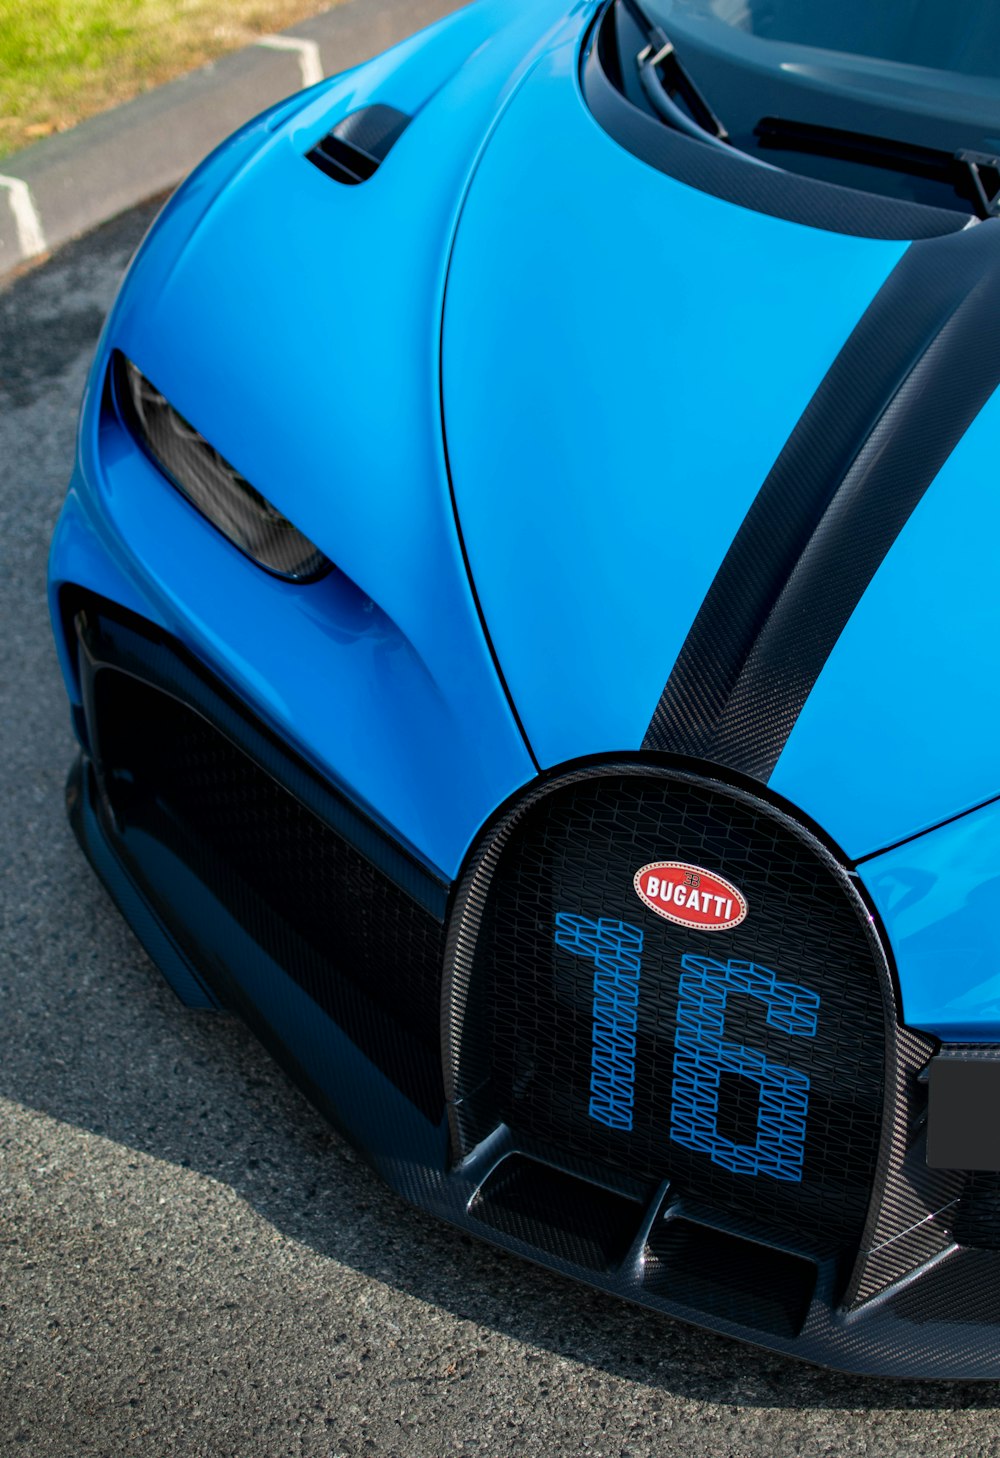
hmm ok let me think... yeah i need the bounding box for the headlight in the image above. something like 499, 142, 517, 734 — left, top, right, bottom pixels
113, 353, 331, 583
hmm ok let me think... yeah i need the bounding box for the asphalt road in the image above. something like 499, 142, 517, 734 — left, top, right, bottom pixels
2, 206, 1000, 1458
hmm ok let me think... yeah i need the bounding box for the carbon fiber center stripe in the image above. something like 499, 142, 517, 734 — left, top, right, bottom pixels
644, 218, 1000, 781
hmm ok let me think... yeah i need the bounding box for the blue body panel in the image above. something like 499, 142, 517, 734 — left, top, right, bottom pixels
441, 32, 907, 769
50, 0, 580, 880
861, 796, 1000, 1040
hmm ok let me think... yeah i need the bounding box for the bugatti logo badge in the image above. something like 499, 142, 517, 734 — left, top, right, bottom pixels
633, 862, 748, 932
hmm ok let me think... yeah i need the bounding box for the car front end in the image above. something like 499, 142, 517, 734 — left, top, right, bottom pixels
49, 0, 1000, 1376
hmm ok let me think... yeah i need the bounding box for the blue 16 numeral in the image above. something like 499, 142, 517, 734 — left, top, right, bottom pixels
670, 955, 820, 1183
555, 913, 644, 1132
553, 918, 821, 1183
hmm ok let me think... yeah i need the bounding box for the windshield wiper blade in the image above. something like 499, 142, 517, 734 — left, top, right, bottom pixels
959, 150, 1000, 220
620, 0, 730, 147
756, 116, 1000, 219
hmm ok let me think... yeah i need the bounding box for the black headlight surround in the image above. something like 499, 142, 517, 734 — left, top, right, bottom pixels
111, 352, 332, 585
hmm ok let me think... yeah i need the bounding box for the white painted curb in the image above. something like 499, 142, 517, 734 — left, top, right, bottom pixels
255, 35, 326, 88
0, 175, 48, 260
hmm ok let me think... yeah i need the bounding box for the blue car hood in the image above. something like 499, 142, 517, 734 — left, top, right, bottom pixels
442, 20, 1000, 861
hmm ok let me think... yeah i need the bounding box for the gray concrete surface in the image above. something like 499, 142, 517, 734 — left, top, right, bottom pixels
0, 0, 465, 281
3, 207, 1000, 1458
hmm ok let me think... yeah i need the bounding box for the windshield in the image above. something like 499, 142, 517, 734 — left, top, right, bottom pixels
652, 0, 1000, 80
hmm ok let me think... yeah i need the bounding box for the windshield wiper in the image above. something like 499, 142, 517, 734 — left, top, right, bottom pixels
756, 116, 1000, 219
620, 0, 731, 150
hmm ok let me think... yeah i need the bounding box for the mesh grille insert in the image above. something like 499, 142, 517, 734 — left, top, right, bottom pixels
449, 771, 889, 1261
94, 668, 446, 1112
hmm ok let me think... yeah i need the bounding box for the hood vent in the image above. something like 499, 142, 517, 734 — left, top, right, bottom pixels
307, 104, 411, 185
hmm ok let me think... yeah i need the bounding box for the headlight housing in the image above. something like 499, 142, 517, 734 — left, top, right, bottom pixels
113, 353, 331, 583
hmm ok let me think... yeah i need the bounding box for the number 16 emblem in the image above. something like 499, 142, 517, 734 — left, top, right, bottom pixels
554, 915, 820, 1184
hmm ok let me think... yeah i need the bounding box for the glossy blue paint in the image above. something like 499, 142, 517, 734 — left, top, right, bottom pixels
771, 387, 1000, 861
861, 796, 1000, 1041
49, 0, 584, 879
441, 33, 908, 768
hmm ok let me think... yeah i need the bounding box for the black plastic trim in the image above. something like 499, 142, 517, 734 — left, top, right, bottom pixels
68, 752, 402, 1152
470, 1155, 644, 1272
308, 105, 411, 185
110, 353, 333, 586
70, 596, 451, 1119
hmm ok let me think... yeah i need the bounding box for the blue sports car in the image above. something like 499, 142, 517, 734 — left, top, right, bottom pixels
48, 0, 1000, 1377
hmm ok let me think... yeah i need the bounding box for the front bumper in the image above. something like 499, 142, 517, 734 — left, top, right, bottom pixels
62, 591, 1000, 1378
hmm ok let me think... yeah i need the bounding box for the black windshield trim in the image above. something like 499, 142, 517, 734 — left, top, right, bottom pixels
583, 1, 971, 241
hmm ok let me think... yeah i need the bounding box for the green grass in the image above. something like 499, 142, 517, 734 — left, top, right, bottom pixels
0, 0, 340, 159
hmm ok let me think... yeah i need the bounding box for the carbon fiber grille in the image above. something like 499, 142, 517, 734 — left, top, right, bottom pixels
95, 670, 446, 1105
450, 771, 889, 1259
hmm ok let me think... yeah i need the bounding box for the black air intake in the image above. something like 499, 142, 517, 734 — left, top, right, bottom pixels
307, 104, 411, 185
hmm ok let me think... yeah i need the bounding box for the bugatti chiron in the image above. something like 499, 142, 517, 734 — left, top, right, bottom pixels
48, 0, 1000, 1376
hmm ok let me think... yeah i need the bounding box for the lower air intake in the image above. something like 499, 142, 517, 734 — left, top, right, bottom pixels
77, 600, 448, 1118
445, 768, 891, 1264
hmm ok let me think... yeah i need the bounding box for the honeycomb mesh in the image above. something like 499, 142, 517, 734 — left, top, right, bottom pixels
454, 772, 888, 1258
96, 671, 446, 1081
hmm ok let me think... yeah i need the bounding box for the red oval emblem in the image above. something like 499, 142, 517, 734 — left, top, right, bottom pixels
633, 862, 748, 932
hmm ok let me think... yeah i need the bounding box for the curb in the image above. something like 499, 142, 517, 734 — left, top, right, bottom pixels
0, 0, 466, 283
